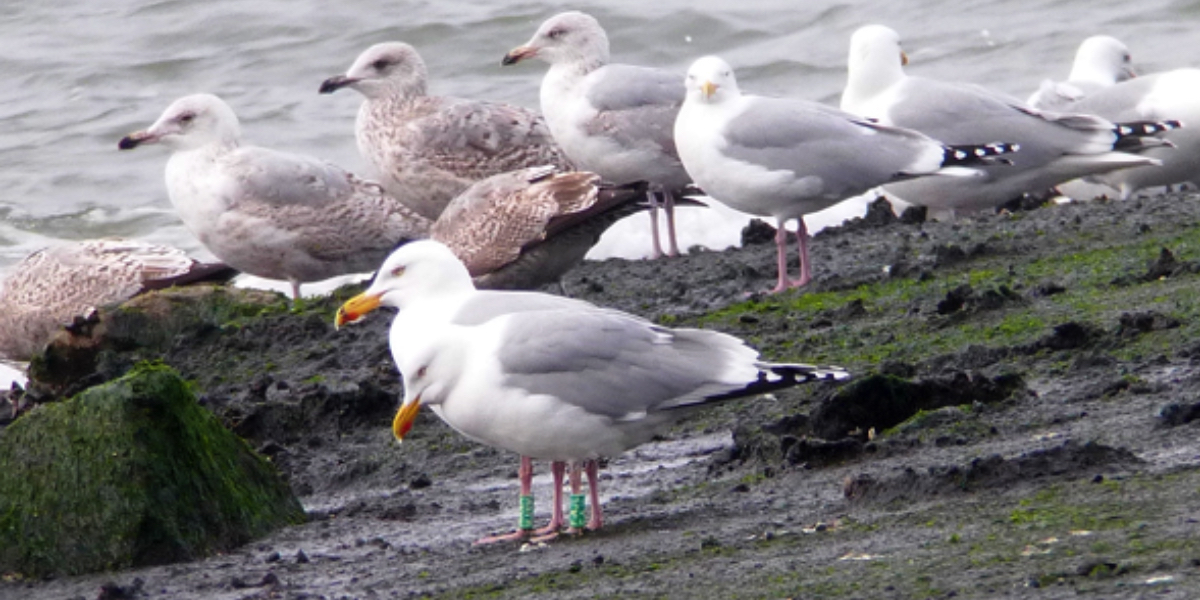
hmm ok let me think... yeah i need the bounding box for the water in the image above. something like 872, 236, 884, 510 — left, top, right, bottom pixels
2, 0, 1198, 273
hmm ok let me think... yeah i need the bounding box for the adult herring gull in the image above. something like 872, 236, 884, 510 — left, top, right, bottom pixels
333, 240, 848, 542
118, 93, 430, 300
841, 25, 1178, 213
320, 42, 574, 221
674, 56, 1016, 293
0, 238, 234, 361
502, 11, 692, 259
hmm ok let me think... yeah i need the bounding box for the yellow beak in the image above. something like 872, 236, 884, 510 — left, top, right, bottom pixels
700, 80, 719, 99
392, 397, 421, 441
900, 51, 909, 66
334, 291, 382, 329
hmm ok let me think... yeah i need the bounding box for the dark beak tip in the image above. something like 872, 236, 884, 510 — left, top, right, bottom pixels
318, 76, 349, 94
501, 55, 518, 66
117, 136, 139, 150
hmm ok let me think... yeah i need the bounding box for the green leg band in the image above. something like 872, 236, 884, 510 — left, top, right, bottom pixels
569, 493, 587, 529
518, 494, 534, 530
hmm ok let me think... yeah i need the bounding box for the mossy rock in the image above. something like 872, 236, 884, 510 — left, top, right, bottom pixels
0, 363, 305, 578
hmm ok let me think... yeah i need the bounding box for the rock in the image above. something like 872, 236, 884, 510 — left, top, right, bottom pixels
0, 364, 304, 577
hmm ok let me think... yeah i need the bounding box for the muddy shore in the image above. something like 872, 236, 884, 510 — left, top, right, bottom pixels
4, 192, 1200, 599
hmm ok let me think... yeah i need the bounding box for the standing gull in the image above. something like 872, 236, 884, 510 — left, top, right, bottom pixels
118, 93, 430, 300
432, 165, 654, 290
0, 239, 234, 361
334, 240, 848, 542
1060, 68, 1200, 198
674, 56, 1016, 293
503, 11, 692, 259
841, 24, 1178, 213
1027, 35, 1137, 112
319, 42, 573, 221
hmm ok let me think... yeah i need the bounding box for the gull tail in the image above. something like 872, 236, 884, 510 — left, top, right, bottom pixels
941, 142, 1020, 168
1111, 119, 1183, 151
700, 362, 850, 403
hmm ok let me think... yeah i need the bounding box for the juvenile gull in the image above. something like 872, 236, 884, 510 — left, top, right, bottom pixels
503, 11, 692, 259
1027, 35, 1137, 112
841, 24, 1178, 213
320, 42, 573, 221
118, 94, 430, 300
334, 240, 848, 542
0, 239, 234, 361
1061, 68, 1200, 198
431, 165, 652, 290
674, 56, 1016, 293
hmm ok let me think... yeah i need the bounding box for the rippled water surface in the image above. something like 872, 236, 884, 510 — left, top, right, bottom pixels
1, 0, 1198, 275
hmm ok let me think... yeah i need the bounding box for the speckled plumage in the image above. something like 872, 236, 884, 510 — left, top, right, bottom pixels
324, 42, 573, 221
0, 239, 232, 360
119, 94, 431, 298
430, 166, 648, 290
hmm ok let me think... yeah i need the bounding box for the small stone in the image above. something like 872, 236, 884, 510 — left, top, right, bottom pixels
296, 549, 309, 564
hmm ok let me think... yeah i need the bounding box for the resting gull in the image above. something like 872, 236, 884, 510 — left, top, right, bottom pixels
118, 93, 430, 300
841, 24, 1178, 213
502, 11, 692, 259
334, 240, 848, 542
432, 165, 654, 290
1058, 68, 1200, 198
674, 56, 1016, 293
319, 42, 574, 221
1027, 35, 1137, 112
0, 239, 234, 361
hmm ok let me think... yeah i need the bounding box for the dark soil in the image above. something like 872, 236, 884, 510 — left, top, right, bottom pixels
5, 192, 1200, 599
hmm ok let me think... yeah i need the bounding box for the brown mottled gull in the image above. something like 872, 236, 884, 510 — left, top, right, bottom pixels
319, 42, 574, 221
502, 11, 693, 259
118, 93, 431, 300
0, 239, 234, 360
431, 166, 650, 290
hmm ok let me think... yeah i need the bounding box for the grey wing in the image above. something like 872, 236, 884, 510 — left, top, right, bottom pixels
409, 98, 574, 177
721, 97, 934, 192
225, 146, 358, 209
582, 64, 684, 157
495, 309, 758, 419
1072, 75, 1164, 121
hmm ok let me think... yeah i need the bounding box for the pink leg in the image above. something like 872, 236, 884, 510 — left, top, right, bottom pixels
648, 191, 665, 259
531, 461, 567, 542
585, 460, 604, 531
474, 456, 535, 545
791, 217, 812, 288
770, 219, 792, 293
664, 191, 680, 257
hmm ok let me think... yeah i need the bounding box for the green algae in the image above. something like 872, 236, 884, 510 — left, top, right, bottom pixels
0, 363, 304, 577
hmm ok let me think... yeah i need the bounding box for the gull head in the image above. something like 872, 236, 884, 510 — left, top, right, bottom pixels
390, 338, 457, 443
118, 94, 241, 152
848, 24, 907, 76
320, 42, 428, 100
503, 11, 610, 68
684, 56, 739, 104
334, 240, 473, 329
1071, 35, 1135, 85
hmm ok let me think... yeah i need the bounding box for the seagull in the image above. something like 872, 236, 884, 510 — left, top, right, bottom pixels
674, 55, 1016, 293
431, 165, 657, 290
0, 238, 234, 361
502, 11, 692, 259
319, 42, 574, 221
1052, 68, 1200, 198
1027, 35, 1137, 112
841, 24, 1178, 213
118, 93, 430, 300
334, 240, 848, 542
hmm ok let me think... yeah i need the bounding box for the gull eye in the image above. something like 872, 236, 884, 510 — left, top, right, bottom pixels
416, 365, 427, 379
178, 112, 195, 124
547, 27, 565, 39
371, 58, 390, 70
390, 265, 406, 277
